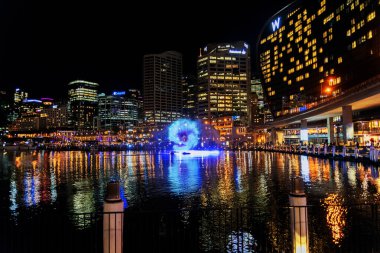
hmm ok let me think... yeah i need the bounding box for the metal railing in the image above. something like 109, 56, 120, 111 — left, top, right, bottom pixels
1, 204, 380, 252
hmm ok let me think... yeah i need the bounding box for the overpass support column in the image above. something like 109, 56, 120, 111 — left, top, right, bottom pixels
327, 117, 334, 145
270, 127, 277, 146
300, 119, 308, 145
342, 105, 353, 145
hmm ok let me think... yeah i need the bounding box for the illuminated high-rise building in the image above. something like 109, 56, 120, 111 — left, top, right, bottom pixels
68, 80, 99, 130
249, 77, 273, 126
197, 42, 250, 122
258, 0, 380, 118
14, 88, 28, 105
128, 89, 143, 123
143, 51, 182, 125
182, 75, 197, 118
97, 91, 139, 131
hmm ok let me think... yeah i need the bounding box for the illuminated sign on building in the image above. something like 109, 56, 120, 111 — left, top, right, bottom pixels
271, 17, 281, 32
112, 91, 126, 96
229, 49, 247, 55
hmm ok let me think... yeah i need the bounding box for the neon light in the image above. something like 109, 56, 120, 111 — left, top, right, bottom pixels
229, 49, 247, 55
244, 43, 249, 49
23, 99, 42, 103
168, 119, 200, 151
41, 98, 53, 101
112, 91, 126, 96
271, 17, 281, 32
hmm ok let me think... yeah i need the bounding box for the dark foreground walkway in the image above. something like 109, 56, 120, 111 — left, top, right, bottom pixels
1, 204, 379, 253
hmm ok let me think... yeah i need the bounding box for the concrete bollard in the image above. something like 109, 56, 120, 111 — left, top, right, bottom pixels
354, 147, 359, 159
332, 146, 336, 157
312, 146, 315, 154
104, 181, 124, 253
324, 146, 327, 156
317, 146, 321, 155
342, 146, 346, 157
289, 177, 309, 253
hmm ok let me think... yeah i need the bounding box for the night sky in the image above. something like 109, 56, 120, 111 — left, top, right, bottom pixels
0, 0, 292, 99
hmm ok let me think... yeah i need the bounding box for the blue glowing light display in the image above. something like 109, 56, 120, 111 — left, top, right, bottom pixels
168, 119, 200, 151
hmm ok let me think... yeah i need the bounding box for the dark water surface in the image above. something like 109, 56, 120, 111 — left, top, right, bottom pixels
1, 150, 379, 251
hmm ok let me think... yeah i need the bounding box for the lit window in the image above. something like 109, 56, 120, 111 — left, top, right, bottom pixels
337, 57, 343, 64
367, 11, 376, 22
368, 30, 373, 39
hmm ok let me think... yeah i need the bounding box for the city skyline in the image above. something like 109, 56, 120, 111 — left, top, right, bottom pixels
0, 0, 293, 98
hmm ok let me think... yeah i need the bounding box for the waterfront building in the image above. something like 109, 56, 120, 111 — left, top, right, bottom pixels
97, 91, 139, 131
197, 42, 250, 123
68, 80, 99, 130
258, 0, 380, 118
10, 113, 47, 132
143, 51, 182, 125
205, 116, 250, 147
42, 105, 69, 130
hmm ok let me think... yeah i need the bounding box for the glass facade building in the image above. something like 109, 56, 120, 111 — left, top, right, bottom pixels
97, 91, 139, 131
68, 80, 99, 130
258, 0, 380, 118
197, 42, 250, 122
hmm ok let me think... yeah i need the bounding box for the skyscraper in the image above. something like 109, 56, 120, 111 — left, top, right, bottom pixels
97, 91, 139, 131
197, 42, 250, 122
257, 0, 380, 118
68, 80, 99, 130
182, 75, 197, 118
143, 51, 182, 125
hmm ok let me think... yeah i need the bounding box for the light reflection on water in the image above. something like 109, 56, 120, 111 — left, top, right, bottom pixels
2, 151, 380, 210
1, 151, 380, 246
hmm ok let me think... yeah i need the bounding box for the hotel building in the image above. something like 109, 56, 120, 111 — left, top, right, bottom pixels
258, 0, 380, 118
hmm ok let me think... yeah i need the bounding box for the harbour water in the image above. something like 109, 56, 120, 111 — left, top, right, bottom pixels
1, 150, 379, 250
